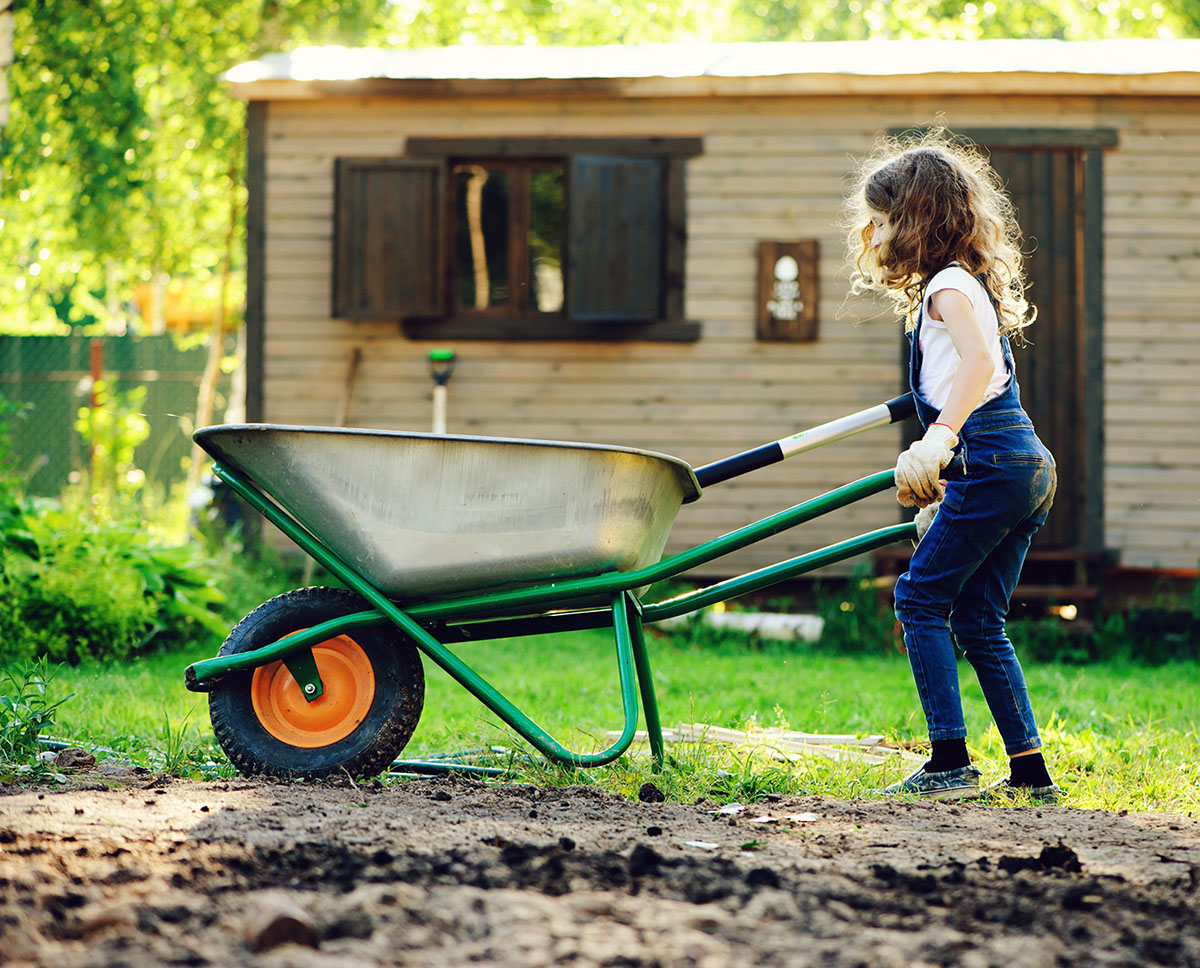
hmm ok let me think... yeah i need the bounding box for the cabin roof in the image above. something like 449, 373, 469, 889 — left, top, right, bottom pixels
227, 39, 1200, 99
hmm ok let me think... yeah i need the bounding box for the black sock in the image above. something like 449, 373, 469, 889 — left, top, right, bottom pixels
1009, 752, 1053, 788
926, 738, 970, 773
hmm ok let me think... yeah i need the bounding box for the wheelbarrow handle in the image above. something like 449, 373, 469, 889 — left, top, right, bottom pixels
693, 392, 916, 489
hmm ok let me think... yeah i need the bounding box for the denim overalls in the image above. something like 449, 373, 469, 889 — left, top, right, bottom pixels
893, 294, 1057, 755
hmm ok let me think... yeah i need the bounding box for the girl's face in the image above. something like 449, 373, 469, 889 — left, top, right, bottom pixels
869, 209, 893, 250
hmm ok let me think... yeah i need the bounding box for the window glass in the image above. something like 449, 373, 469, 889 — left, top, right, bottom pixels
529, 165, 565, 313
453, 164, 509, 310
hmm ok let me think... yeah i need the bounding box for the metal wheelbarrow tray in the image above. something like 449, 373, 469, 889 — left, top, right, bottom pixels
193, 425, 701, 599
186, 395, 919, 781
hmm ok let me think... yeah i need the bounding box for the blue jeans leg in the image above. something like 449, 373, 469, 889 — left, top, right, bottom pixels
899, 609, 966, 742
895, 460, 1054, 749
951, 499, 1052, 755
895, 520, 977, 743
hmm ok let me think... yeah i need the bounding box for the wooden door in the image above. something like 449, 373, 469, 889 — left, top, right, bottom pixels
898, 129, 1111, 554
985, 147, 1088, 550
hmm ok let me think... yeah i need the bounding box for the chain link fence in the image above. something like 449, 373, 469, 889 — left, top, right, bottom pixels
0, 334, 235, 498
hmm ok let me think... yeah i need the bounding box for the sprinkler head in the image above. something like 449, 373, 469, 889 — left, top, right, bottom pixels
429, 348, 456, 385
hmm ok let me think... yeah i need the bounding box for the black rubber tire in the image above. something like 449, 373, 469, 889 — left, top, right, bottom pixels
208, 587, 424, 780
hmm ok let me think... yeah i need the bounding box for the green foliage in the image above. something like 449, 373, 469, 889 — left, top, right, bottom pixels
0, 659, 73, 778
724, 0, 1185, 43
392, 0, 731, 45
0, 645, 234, 779
393, 0, 1195, 46
31, 629, 1199, 811
1013, 605, 1200, 666
1, 0, 395, 334
0, 491, 267, 664
1008, 574, 1200, 666
73, 381, 151, 510
664, 565, 1200, 666
0, 394, 28, 528
0, 397, 268, 664
811, 567, 899, 655
1, 526, 157, 665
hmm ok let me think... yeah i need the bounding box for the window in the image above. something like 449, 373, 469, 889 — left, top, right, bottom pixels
333, 138, 702, 341
451, 160, 565, 315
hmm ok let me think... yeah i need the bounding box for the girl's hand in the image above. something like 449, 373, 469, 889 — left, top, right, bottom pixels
914, 500, 941, 541
895, 424, 957, 506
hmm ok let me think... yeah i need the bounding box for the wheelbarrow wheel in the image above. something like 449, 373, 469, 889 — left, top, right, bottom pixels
208, 586, 424, 780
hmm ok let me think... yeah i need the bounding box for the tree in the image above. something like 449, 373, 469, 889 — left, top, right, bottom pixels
391, 0, 1194, 46
389, 0, 733, 46
0, 0, 393, 336
1177, 0, 1200, 34
722, 0, 1185, 42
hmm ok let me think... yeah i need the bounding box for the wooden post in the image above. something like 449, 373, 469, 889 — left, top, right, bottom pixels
88, 339, 103, 480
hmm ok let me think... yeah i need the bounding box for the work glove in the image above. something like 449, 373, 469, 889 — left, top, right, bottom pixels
895, 424, 957, 508
914, 500, 940, 543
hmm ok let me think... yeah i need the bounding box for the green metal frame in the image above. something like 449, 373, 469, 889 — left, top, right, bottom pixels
186, 461, 915, 770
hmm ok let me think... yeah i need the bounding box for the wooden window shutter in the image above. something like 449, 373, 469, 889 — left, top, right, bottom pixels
567, 156, 663, 322
333, 158, 444, 320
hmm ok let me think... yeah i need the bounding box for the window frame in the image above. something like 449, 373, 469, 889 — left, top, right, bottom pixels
446, 156, 566, 320
402, 137, 702, 342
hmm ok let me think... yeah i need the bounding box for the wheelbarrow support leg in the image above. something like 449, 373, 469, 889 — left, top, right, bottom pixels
283, 647, 324, 701
625, 596, 665, 772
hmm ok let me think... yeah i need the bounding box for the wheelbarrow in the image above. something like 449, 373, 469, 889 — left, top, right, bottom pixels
185, 394, 918, 780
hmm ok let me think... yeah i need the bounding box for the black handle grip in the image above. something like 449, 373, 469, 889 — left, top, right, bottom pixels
693, 442, 783, 489
885, 392, 917, 423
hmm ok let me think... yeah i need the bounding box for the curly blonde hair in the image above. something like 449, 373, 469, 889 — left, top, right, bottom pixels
844, 127, 1035, 339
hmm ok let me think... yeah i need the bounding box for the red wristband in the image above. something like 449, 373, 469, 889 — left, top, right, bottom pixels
930, 421, 956, 433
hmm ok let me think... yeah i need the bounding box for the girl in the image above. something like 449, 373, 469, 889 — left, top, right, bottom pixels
845, 129, 1060, 803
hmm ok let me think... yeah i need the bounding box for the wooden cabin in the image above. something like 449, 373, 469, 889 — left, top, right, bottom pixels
227, 39, 1200, 599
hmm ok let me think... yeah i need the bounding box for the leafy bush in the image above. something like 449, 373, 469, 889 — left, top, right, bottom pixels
0, 389, 267, 665
1011, 607, 1200, 666
1007, 615, 1099, 665
2, 545, 156, 664
0, 659, 73, 769
0, 497, 237, 663
811, 566, 899, 655
0, 394, 23, 510
668, 562, 1200, 667
73, 381, 151, 516
1119, 607, 1200, 664
811, 562, 1200, 666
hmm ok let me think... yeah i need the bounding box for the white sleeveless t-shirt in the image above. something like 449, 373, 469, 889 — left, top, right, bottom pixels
917, 266, 1009, 411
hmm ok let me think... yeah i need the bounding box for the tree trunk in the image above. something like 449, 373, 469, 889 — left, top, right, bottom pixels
185, 178, 239, 501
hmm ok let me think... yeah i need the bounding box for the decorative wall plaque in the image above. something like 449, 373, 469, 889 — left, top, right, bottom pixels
756, 240, 818, 342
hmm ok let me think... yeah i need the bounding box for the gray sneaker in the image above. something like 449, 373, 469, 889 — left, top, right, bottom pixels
883, 764, 982, 801
978, 777, 1062, 806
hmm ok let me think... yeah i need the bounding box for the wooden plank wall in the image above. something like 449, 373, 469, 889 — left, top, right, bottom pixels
259, 93, 1200, 576
1102, 105, 1200, 571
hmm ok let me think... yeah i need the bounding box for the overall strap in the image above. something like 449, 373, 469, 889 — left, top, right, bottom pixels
974, 274, 1016, 377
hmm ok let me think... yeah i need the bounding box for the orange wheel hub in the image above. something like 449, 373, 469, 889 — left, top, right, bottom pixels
250, 635, 375, 748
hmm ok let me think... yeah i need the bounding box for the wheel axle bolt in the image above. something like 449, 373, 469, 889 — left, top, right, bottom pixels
304, 683, 316, 695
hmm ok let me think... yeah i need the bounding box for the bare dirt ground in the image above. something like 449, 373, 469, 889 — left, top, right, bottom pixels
2, 764, 1199, 968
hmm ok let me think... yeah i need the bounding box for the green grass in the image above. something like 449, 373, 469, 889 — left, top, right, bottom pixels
9, 628, 1200, 813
